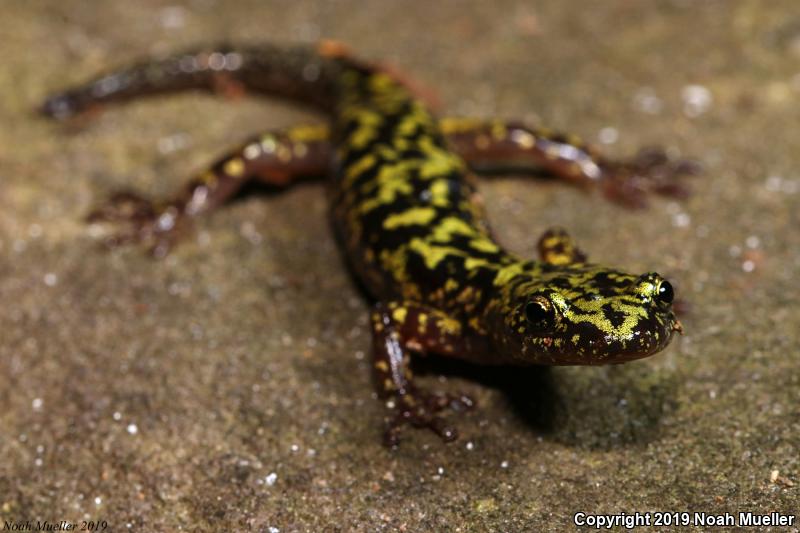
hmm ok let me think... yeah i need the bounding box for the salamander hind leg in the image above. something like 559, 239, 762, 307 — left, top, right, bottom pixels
87, 125, 331, 257
371, 302, 476, 447
440, 118, 700, 208
597, 146, 702, 208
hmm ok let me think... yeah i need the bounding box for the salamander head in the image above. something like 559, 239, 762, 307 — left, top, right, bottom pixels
493, 267, 681, 365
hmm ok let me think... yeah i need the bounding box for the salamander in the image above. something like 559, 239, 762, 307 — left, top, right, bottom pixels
41, 42, 694, 446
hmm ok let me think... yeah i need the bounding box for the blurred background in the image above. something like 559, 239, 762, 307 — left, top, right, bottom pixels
1, 1, 798, 530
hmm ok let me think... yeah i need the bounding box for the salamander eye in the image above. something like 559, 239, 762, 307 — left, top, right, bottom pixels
524, 297, 556, 330
656, 280, 674, 304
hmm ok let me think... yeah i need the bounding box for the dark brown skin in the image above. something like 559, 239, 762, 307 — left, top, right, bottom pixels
41, 43, 696, 446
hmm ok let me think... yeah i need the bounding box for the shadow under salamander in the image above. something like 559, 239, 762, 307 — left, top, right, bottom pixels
415, 356, 679, 451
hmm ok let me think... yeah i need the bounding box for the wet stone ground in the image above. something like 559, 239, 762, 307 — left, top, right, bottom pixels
1, 1, 798, 531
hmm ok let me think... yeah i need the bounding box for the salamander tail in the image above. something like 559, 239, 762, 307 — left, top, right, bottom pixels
39, 42, 368, 120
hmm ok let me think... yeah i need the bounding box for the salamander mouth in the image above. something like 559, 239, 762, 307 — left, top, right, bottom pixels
589, 315, 680, 364
533, 312, 680, 365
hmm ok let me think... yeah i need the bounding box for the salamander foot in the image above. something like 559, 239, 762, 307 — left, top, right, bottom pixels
383, 389, 475, 448
86, 191, 188, 257
600, 147, 701, 208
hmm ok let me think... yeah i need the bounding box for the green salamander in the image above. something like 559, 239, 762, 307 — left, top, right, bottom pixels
42, 42, 694, 446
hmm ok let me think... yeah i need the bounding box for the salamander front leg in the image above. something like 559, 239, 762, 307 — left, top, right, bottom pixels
440, 118, 700, 208
371, 302, 476, 447
537, 227, 587, 265
87, 125, 330, 257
